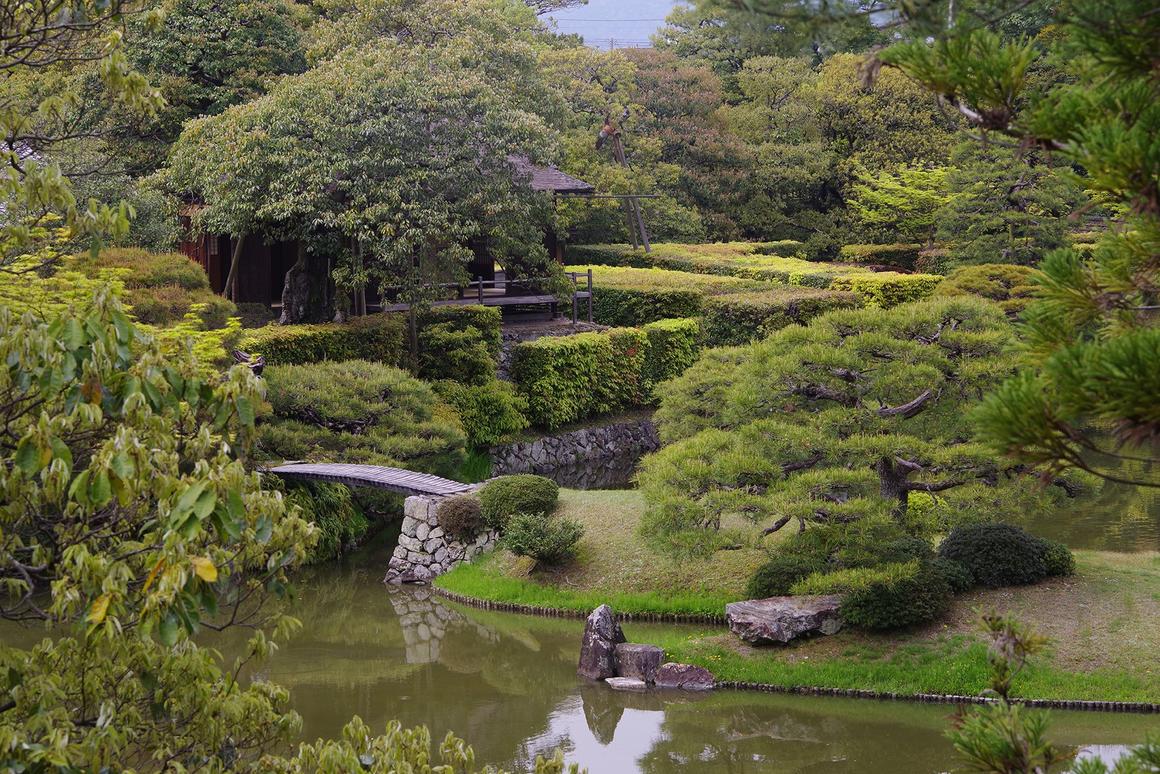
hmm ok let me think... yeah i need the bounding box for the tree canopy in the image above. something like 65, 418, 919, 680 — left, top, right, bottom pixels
638, 298, 1060, 553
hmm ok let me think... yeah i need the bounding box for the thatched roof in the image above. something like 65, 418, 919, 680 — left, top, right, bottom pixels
509, 156, 595, 195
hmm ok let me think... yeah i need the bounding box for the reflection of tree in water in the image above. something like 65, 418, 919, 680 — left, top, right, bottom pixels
1023, 463, 1159, 552
635, 695, 957, 773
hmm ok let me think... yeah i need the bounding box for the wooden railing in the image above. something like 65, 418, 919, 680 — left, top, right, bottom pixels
378, 269, 594, 323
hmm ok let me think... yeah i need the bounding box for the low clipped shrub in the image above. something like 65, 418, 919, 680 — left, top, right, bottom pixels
753, 240, 805, 257
932, 557, 975, 593
746, 551, 828, 598
433, 379, 529, 447
438, 494, 484, 540
502, 513, 584, 565
567, 244, 651, 268
701, 289, 860, 346
589, 285, 706, 326
260, 359, 466, 477
1040, 538, 1076, 577
840, 561, 952, 630
241, 315, 406, 365
828, 272, 942, 308
285, 481, 370, 563
479, 474, 559, 531
934, 263, 1040, 317
937, 523, 1050, 588
793, 561, 952, 630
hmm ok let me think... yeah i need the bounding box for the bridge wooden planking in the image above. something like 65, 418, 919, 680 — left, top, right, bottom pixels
268, 463, 475, 497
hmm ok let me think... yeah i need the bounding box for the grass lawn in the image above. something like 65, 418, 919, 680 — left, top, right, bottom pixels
436, 489, 1160, 702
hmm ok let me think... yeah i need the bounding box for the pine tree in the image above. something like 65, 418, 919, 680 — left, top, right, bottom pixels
881, 0, 1160, 486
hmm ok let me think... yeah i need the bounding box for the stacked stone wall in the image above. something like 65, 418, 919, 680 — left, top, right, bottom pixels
490, 417, 659, 477
385, 489, 499, 584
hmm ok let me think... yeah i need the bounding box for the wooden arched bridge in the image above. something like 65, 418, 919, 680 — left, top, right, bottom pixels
268, 463, 475, 498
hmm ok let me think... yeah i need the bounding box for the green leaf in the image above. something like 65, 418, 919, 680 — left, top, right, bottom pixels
14, 437, 41, 475
192, 488, 217, 520
158, 612, 180, 647
235, 395, 255, 426
89, 470, 113, 507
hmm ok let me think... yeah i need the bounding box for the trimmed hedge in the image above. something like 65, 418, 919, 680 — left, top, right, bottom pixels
641, 318, 701, 396
792, 560, 953, 630
417, 306, 502, 355
241, 315, 406, 366
511, 318, 702, 429
746, 552, 828, 598
572, 265, 757, 326
828, 272, 942, 308
67, 248, 237, 329
839, 243, 924, 269
701, 289, 861, 346
479, 475, 559, 531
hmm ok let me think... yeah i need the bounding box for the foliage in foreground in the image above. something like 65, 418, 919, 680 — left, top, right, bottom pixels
640, 298, 1054, 553
949, 614, 1158, 774
0, 290, 578, 770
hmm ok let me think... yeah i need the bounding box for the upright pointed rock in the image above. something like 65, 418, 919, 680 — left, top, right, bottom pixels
577, 604, 626, 680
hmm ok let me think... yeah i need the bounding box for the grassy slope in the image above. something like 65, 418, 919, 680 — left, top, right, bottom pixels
436, 490, 1160, 702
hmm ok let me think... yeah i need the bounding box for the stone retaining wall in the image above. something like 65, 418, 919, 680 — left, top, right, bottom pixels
385, 489, 499, 584
490, 417, 660, 478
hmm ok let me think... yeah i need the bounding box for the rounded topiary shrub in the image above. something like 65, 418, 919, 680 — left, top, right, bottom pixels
438, 495, 483, 540
937, 523, 1049, 588
746, 552, 828, 598
479, 475, 559, 531
1040, 538, 1076, 577
502, 513, 583, 565
932, 557, 975, 593
840, 562, 952, 630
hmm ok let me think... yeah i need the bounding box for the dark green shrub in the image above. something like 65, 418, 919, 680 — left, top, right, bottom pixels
746, 551, 828, 598
753, 240, 805, 257
641, 318, 701, 398
260, 359, 466, 477
433, 379, 528, 447
502, 513, 583, 565
240, 315, 406, 365
839, 243, 924, 269
701, 289, 861, 346
438, 495, 484, 540
417, 305, 502, 353
937, 523, 1049, 588
591, 286, 705, 326
1040, 538, 1076, 577
932, 557, 975, 593
840, 561, 952, 630
566, 244, 650, 268
285, 481, 370, 563
126, 285, 237, 328
479, 474, 559, 531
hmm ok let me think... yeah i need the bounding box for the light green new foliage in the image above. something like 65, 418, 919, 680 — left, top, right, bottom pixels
849, 164, 957, 246
641, 298, 1036, 553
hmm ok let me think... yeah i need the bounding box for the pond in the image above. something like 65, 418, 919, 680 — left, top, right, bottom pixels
217, 535, 1154, 773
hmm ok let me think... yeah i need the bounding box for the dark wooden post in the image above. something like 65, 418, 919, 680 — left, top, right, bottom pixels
477, 277, 484, 304
571, 272, 578, 324
587, 268, 594, 323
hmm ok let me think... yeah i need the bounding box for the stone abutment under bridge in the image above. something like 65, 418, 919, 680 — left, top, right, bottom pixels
383, 487, 500, 585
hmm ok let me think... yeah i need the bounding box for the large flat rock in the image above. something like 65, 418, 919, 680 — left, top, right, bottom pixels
615, 643, 664, 684
726, 595, 843, 644
605, 677, 648, 692
655, 662, 714, 691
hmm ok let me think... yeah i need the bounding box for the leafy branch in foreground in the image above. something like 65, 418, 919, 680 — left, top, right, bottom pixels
950, 614, 1159, 774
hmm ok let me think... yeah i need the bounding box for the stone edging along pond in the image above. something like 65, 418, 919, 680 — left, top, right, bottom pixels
430, 587, 1160, 714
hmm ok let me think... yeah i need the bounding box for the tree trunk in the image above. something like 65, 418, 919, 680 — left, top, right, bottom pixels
279, 242, 332, 324
875, 457, 910, 517
223, 234, 246, 301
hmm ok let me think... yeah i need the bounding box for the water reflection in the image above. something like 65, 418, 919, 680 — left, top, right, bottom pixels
239, 540, 1157, 773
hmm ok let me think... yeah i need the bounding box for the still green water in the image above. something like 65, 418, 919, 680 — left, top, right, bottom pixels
215, 535, 1154, 773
